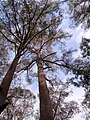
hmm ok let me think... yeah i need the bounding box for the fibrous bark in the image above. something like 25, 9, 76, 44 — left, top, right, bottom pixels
37, 49, 53, 120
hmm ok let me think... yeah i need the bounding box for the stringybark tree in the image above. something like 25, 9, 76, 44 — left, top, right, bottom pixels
34, 81, 79, 120
37, 49, 54, 120
0, 0, 70, 118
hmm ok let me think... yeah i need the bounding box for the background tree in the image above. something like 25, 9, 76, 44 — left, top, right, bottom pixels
64, 1, 90, 119
80, 38, 90, 59
68, 0, 90, 29
64, 0, 90, 88
34, 80, 79, 120
0, 86, 36, 120
49, 81, 79, 120
82, 88, 90, 120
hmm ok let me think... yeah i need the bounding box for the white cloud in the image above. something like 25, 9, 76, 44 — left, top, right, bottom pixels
66, 86, 85, 120
83, 29, 90, 38
66, 86, 85, 103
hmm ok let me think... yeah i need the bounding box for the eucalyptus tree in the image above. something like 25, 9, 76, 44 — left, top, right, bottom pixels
0, 86, 36, 120
0, 0, 70, 118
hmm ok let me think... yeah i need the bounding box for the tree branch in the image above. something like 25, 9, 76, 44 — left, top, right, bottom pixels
0, 31, 17, 47
23, 23, 53, 50
43, 52, 57, 59
39, 34, 56, 51
17, 59, 36, 73
43, 59, 70, 68
0, 18, 21, 44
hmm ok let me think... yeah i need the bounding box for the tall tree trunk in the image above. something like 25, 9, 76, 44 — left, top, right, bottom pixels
37, 50, 53, 120
0, 54, 20, 108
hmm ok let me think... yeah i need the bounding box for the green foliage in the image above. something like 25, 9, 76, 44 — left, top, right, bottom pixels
68, 0, 90, 29
80, 38, 90, 58
0, 0, 69, 77
49, 81, 79, 120
66, 0, 90, 89
0, 86, 36, 120
0, 0, 80, 119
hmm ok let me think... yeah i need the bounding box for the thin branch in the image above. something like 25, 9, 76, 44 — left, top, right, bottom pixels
45, 77, 53, 86
0, 31, 17, 46
26, 47, 37, 54
43, 66, 52, 70
23, 23, 53, 50
11, 0, 22, 40
1, 4, 21, 43
39, 33, 56, 51
23, 3, 38, 41
0, 18, 21, 44
17, 59, 36, 73
26, 0, 48, 41
43, 59, 69, 68
43, 52, 57, 59
35, 0, 48, 21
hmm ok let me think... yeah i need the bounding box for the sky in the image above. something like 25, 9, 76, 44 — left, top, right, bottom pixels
1, 0, 90, 119
61, 16, 90, 119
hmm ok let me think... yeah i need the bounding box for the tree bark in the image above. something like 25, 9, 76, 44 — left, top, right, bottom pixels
37, 50, 53, 120
0, 54, 20, 109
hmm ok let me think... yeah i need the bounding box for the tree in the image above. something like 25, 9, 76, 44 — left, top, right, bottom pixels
34, 81, 79, 120
0, 0, 70, 118
63, 2, 90, 117
49, 81, 79, 120
64, 0, 90, 88
82, 88, 90, 120
0, 86, 36, 120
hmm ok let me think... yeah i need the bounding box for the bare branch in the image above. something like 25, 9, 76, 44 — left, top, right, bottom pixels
23, 3, 38, 41
45, 77, 53, 86
43, 66, 52, 70
43, 52, 57, 59
17, 59, 36, 73
32, 0, 48, 29
40, 34, 56, 51
43, 59, 69, 68
1, 21, 21, 44
0, 31, 17, 47
23, 23, 53, 50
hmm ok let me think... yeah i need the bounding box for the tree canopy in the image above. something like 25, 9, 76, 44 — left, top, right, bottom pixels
0, 0, 89, 119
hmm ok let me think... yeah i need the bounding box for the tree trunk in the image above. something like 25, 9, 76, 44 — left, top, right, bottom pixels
37, 50, 53, 120
0, 54, 20, 108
